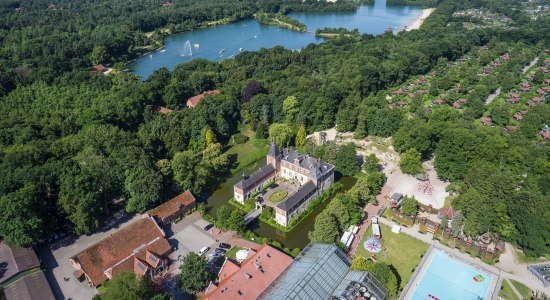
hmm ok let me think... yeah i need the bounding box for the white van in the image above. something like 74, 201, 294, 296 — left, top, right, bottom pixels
198, 246, 210, 256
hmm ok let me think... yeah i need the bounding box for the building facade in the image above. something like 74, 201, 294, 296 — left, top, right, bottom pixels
234, 141, 335, 226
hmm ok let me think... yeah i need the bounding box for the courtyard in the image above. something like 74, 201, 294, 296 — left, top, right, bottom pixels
260, 179, 299, 207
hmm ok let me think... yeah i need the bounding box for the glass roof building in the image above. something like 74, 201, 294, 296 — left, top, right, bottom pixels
260, 244, 388, 300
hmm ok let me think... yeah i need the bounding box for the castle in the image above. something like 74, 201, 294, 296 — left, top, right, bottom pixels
234, 141, 335, 226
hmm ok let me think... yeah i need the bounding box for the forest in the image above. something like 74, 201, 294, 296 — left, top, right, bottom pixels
0, 0, 548, 258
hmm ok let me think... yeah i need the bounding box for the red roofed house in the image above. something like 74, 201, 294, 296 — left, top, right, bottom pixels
149, 190, 196, 225
432, 99, 444, 105
481, 116, 494, 127
507, 98, 519, 104
504, 125, 519, 133
537, 88, 547, 96
438, 207, 456, 220
203, 244, 293, 300
90, 64, 107, 73
452, 101, 461, 109
513, 114, 523, 121
153, 105, 174, 114
186, 90, 219, 108
526, 100, 537, 107
532, 97, 545, 103
540, 125, 550, 140
69, 216, 171, 287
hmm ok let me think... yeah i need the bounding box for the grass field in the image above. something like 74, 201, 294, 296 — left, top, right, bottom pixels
511, 279, 532, 299
269, 190, 288, 202
499, 280, 519, 300
225, 125, 269, 174
224, 246, 244, 260
355, 223, 429, 290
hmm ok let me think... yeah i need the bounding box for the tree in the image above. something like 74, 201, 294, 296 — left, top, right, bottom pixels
171, 150, 196, 191
308, 211, 340, 243
401, 196, 418, 216
124, 165, 163, 213
362, 154, 379, 173
228, 210, 246, 234
350, 257, 398, 298
178, 253, 212, 294
0, 184, 44, 246
336, 143, 358, 176
255, 123, 268, 139
440, 213, 448, 230
295, 124, 307, 146
491, 104, 509, 126
204, 126, 216, 147
91, 45, 107, 65
101, 272, 156, 300
399, 148, 423, 175
282, 96, 300, 123
215, 206, 231, 229
269, 123, 295, 147
451, 210, 464, 237
242, 80, 263, 102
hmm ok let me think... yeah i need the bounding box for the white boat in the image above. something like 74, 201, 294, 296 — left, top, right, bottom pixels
194, 43, 199, 48
219, 49, 226, 54
253, 35, 259, 38
149, 54, 152, 58
160, 49, 167, 53
239, 48, 243, 52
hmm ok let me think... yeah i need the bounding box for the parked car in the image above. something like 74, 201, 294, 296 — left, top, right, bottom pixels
219, 243, 231, 249
215, 248, 227, 255
198, 246, 210, 256
204, 224, 214, 231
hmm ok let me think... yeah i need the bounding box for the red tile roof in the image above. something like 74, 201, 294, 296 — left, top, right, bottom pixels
90, 64, 106, 73
513, 114, 523, 121
439, 207, 456, 220
204, 245, 293, 300
69, 216, 167, 286
186, 90, 219, 108
154, 105, 173, 114
532, 97, 545, 103
149, 190, 196, 223
507, 98, 519, 104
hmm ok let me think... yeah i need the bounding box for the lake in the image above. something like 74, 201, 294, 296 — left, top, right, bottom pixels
127, 0, 423, 79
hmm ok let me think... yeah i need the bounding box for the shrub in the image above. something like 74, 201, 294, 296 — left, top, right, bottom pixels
232, 133, 248, 144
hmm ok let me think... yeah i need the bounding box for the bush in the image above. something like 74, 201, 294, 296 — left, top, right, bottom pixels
233, 133, 248, 144
291, 248, 301, 257
271, 241, 282, 248
261, 237, 270, 244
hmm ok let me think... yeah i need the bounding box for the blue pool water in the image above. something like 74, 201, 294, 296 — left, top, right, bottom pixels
411, 251, 494, 300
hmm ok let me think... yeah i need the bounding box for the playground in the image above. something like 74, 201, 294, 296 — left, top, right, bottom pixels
380, 158, 448, 209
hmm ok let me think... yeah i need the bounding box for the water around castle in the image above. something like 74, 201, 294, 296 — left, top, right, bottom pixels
127, 0, 423, 79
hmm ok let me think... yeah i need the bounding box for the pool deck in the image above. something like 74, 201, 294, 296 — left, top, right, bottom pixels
400, 246, 502, 300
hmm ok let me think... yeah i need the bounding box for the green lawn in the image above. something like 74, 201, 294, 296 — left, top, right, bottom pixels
510, 279, 532, 299
355, 223, 429, 290
516, 251, 549, 264
499, 280, 520, 300
224, 246, 244, 260
269, 190, 288, 202
225, 125, 269, 174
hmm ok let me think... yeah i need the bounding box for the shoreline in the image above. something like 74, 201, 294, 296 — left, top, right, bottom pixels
405, 8, 435, 31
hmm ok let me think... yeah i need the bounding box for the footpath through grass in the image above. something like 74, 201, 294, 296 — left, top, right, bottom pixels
499, 280, 519, 300
355, 223, 429, 291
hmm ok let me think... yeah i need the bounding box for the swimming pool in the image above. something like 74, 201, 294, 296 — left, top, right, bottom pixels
410, 250, 494, 300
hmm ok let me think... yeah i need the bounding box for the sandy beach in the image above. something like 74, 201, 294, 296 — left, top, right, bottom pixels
406, 8, 435, 31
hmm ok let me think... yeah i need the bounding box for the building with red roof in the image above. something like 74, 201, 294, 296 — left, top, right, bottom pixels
69, 216, 171, 286
149, 190, 196, 224
203, 244, 293, 300
507, 98, 519, 104
513, 114, 523, 121
438, 207, 456, 220
186, 90, 219, 108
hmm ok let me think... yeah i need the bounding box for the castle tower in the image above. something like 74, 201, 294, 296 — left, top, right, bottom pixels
266, 140, 280, 170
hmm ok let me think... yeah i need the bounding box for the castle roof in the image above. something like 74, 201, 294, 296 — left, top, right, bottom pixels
267, 140, 280, 158
280, 148, 334, 180
235, 164, 276, 191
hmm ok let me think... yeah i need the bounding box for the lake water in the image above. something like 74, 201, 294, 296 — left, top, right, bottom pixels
127, 0, 423, 79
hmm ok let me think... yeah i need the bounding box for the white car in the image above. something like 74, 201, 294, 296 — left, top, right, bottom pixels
198, 246, 210, 256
